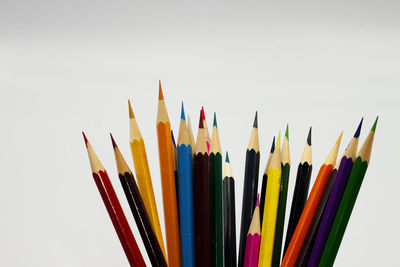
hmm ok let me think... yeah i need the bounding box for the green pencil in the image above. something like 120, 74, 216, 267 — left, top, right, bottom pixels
271, 125, 291, 267
210, 113, 223, 267
319, 117, 378, 267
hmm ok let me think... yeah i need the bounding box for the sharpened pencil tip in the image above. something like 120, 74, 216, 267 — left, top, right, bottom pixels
371, 116, 378, 133
171, 130, 176, 148
354, 118, 363, 138
110, 133, 117, 149
285, 124, 289, 141
277, 131, 281, 149
213, 112, 217, 127
270, 136, 276, 153
180, 102, 186, 121
128, 100, 135, 118
198, 110, 204, 128
256, 194, 260, 206
82, 131, 88, 147
225, 151, 230, 163
336, 131, 343, 145
253, 111, 258, 128
158, 80, 164, 100
307, 127, 312, 145
201, 106, 206, 120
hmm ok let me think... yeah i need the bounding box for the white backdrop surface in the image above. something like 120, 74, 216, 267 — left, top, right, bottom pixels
0, 1, 399, 266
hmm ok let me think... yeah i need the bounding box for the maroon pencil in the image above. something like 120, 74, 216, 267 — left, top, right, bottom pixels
83, 132, 145, 267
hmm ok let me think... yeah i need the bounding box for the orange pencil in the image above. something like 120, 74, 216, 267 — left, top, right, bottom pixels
156, 81, 181, 267
281, 132, 342, 267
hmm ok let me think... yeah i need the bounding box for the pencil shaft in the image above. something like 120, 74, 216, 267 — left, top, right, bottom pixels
177, 144, 196, 267
307, 157, 353, 266
92, 171, 146, 267
319, 158, 368, 266
284, 163, 312, 254
130, 139, 166, 258
223, 176, 237, 267
238, 149, 260, 267
157, 121, 181, 267
119, 172, 167, 267
210, 152, 223, 267
194, 152, 211, 266
271, 163, 291, 267
259, 173, 268, 226
244, 234, 261, 267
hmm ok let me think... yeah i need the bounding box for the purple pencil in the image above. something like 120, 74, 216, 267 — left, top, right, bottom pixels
244, 195, 261, 267
307, 118, 363, 267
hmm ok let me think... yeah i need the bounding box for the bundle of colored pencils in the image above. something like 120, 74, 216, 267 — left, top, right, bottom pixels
82, 81, 378, 267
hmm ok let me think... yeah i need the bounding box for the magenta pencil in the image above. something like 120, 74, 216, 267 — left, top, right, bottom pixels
244, 196, 261, 267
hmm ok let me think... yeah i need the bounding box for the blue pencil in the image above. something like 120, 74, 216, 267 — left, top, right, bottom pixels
177, 102, 195, 267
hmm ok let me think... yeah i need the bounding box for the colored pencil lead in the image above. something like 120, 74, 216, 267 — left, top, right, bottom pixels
253, 111, 258, 128
158, 80, 164, 100
181, 102, 186, 120
307, 127, 312, 146
128, 100, 135, 119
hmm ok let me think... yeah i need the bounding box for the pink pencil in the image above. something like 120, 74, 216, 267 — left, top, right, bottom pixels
244, 195, 261, 267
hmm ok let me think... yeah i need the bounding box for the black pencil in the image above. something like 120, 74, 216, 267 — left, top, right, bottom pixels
238, 112, 260, 267
110, 134, 167, 267
223, 152, 237, 267
260, 136, 275, 226
194, 110, 211, 266
283, 127, 313, 255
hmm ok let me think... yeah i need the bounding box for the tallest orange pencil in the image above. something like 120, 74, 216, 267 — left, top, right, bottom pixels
156, 81, 181, 267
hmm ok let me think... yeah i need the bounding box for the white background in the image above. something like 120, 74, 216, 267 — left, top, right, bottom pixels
1, 1, 399, 266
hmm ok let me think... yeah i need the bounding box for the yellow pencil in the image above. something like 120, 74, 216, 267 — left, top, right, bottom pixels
258, 131, 282, 267
128, 100, 167, 259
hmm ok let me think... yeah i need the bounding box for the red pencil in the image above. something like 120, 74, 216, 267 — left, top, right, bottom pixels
82, 132, 145, 267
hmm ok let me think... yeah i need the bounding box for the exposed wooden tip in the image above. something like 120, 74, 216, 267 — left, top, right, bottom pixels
158, 80, 164, 100
248, 200, 261, 235
323, 131, 343, 166
128, 100, 135, 118
111, 135, 132, 175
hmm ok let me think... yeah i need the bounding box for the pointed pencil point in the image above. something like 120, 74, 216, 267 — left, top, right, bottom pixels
213, 112, 218, 127
128, 100, 135, 118
253, 111, 258, 128
354, 118, 363, 138
171, 130, 176, 147
158, 80, 164, 100
371, 116, 378, 133
307, 127, 312, 145
256, 194, 260, 206
270, 136, 276, 153
285, 124, 289, 140
225, 151, 230, 163
277, 131, 281, 149
201, 106, 206, 120
337, 131, 343, 145
198, 110, 204, 128
181, 102, 186, 121
110, 133, 117, 148
82, 131, 89, 147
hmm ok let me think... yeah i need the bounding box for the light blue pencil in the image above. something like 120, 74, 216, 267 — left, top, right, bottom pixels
177, 102, 195, 267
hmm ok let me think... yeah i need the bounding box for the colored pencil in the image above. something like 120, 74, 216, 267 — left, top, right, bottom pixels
281, 132, 342, 267
110, 134, 167, 267
194, 110, 211, 266
128, 100, 166, 259
284, 128, 313, 254
187, 114, 196, 155
202, 106, 212, 153
156, 81, 181, 267
82, 132, 145, 267
210, 112, 223, 267
244, 196, 261, 267
177, 103, 195, 267
172, 130, 179, 218
307, 119, 363, 267
260, 137, 276, 226
258, 131, 282, 267
223, 152, 237, 267
319, 117, 378, 267
238, 112, 260, 267
271, 125, 291, 267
